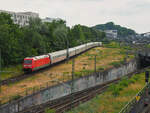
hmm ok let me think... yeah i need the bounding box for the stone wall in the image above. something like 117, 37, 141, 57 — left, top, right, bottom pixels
0, 59, 138, 113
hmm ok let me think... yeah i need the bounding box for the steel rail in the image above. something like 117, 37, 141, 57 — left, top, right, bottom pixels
17, 66, 150, 113
1, 46, 99, 86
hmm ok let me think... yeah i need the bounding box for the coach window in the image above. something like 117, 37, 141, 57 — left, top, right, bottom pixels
24, 60, 32, 64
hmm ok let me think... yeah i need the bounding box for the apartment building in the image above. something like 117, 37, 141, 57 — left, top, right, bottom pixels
0, 10, 39, 26
104, 30, 118, 38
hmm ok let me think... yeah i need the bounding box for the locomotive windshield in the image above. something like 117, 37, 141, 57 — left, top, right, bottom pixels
24, 60, 32, 64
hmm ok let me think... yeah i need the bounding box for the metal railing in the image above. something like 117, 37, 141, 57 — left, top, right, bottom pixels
0, 77, 70, 105
119, 83, 150, 113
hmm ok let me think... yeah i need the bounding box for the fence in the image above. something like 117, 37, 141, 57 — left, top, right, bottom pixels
0, 76, 69, 105
119, 83, 150, 113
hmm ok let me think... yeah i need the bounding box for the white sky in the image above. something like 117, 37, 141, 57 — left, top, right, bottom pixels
0, 0, 150, 33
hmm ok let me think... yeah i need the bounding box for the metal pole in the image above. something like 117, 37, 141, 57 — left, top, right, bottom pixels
71, 58, 75, 108
0, 49, 1, 105
66, 38, 69, 61
72, 58, 75, 86
95, 55, 96, 73
0, 49, 1, 93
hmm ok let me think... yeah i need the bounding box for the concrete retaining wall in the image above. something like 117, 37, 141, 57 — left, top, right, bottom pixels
0, 59, 138, 113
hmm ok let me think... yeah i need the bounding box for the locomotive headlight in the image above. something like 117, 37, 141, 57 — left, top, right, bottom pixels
24, 65, 32, 67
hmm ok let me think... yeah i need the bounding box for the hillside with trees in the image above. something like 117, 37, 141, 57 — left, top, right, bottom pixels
0, 13, 105, 67
93, 22, 136, 37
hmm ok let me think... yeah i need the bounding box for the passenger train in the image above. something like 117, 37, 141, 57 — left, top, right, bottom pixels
23, 42, 102, 72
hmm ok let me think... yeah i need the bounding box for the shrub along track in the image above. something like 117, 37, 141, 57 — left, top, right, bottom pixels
0, 46, 99, 86
17, 66, 149, 113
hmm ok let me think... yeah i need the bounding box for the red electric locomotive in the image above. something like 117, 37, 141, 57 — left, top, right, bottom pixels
23, 42, 102, 72
23, 55, 51, 72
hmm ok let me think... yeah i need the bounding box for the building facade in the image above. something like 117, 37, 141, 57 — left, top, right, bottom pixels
104, 30, 118, 38
0, 10, 39, 26
143, 32, 150, 37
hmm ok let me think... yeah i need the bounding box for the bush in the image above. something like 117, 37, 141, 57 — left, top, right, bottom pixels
103, 42, 118, 48
110, 62, 121, 67
117, 85, 123, 91
98, 67, 104, 71
88, 57, 94, 60
109, 77, 130, 96
132, 75, 139, 81
119, 80, 129, 87
111, 85, 125, 96
128, 78, 136, 84
108, 84, 116, 91
120, 60, 125, 65
108, 72, 142, 97
75, 71, 82, 77
11, 94, 22, 101
119, 50, 126, 55
63, 72, 70, 75
112, 88, 120, 96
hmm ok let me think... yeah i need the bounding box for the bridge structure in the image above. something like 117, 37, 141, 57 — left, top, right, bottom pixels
138, 48, 150, 68
119, 49, 150, 113
141, 32, 150, 37
119, 83, 150, 113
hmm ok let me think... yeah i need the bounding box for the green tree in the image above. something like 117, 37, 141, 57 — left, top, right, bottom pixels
0, 13, 105, 67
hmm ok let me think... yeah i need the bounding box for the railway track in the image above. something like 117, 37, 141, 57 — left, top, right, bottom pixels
18, 79, 119, 113
17, 66, 150, 113
1, 73, 30, 85
1, 46, 98, 86
0, 58, 68, 86
0, 69, 49, 86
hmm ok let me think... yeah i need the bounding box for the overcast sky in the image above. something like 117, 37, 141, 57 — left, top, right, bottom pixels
0, 0, 150, 33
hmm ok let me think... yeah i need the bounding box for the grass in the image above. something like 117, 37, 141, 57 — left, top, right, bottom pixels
110, 61, 122, 68
103, 41, 132, 50
109, 59, 125, 68
11, 94, 22, 101
0, 44, 135, 104
1, 64, 23, 80
97, 67, 104, 71
45, 108, 56, 113
66, 71, 146, 113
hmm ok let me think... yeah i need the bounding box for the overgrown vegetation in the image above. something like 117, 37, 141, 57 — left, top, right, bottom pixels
74, 42, 134, 77
104, 41, 132, 50
74, 69, 94, 78
109, 75, 140, 96
66, 72, 145, 113
45, 108, 56, 113
1, 64, 23, 80
146, 44, 150, 48
0, 46, 135, 104
109, 60, 125, 68
11, 94, 22, 101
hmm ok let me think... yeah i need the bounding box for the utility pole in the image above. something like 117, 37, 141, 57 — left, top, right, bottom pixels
94, 55, 96, 73
71, 58, 75, 108
66, 38, 69, 61
0, 49, 1, 93
0, 49, 1, 105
